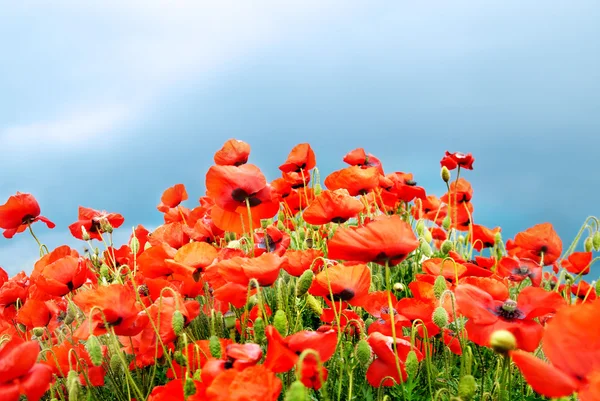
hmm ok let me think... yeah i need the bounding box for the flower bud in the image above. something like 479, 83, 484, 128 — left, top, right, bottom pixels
109, 353, 122, 373
420, 241, 433, 257
305, 294, 323, 316
173, 350, 187, 366
593, 231, 600, 251
494, 231, 502, 245
209, 335, 222, 358
584, 237, 594, 253
595, 280, 600, 297
405, 350, 419, 379
67, 370, 80, 400
458, 374, 477, 400
253, 317, 266, 344
172, 310, 184, 336
184, 377, 197, 397
440, 240, 453, 254
442, 216, 451, 231
81, 226, 91, 241
458, 235, 465, 245
284, 380, 308, 401
261, 219, 270, 229
441, 166, 451, 183
490, 329, 516, 354
355, 339, 372, 365
314, 183, 323, 196
129, 236, 140, 254
295, 270, 314, 297
277, 219, 286, 231
276, 279, 286, 310
424, 229, 433, 244
227, 240, 242, 249
416, 220, 425, 236
432, 307, 449, 329
224, 310, 237, 330
393, 282, 405, 292
32, 327, 45, 337
273, 310, 289, 336
433, 276, 447, 299
86, 335, 104, 366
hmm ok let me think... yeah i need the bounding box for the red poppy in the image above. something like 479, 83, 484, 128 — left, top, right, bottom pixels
440, 178, 474, 205
0, 336, 53, 401
511, 300, 600, 401
561, 251, 593, 275
303, 189, 365, 225
496, 256, 542, 287
204, 364, 282, 401
254, 226, 290, 256
411, 195, 445, 224
421, 258, 468, 285
440, 151, 475, 170
164, 241, 218, 281
279, 143, 316, 173
42, 340, 107, 386
157, 184, 188, 212
455, 278, 565, 351
0, 192, 55, 239
385, 172, 427, 203
68, 206, 124, 240
308, 263, 371, 307
324, 166, 380, 196
366, 332, 423, 387
282, 171, 311, 188
506, 222, 563, 265
35, 250, 92, 297
363, 291, 411, 336
571, 281, 597, 303
471, 224, 500, 251
214, 139, 251, 166
343, 148, 384, 174
281, 249, 324, 277
73, 283, 149, 338
327, 215, 419, 266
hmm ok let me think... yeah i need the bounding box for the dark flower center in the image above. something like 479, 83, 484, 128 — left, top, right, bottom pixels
405, 180, 417, 186
230, 188, 262, 206
332, 288, 355, 302
495, 300, 524, 320
330, 217, 348, 224
89, 219, 102, 233
21, 214, 36, 225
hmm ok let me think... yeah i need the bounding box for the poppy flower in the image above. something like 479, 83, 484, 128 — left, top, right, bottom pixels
363, 291, 412, 336
561, 251, 594, 275
204, 364, 282, 401
254, 226, 290, 256
42, 340, 107, 386
0, 192, 55, 239
164, 241, 218, 281
455, 278, 566, 351
571, 281, 597, 303
327, 215, 419, 266
167, 338, 233, 379
303, 189, 365, 225
421, 258, 468, 285
385, 172, 427, 203
282, 171, 310, 188
279, 143, 316, 173
440, 151, 475, 170
68, 206, 124, 240
324, 166, 380, 196
471, 224, 500, 252
308, 263, 371, 307
506, 222, 563, 265
511, 300, 600, 401
214, 139, 251, 166
281, 249, 324, 277
496, 256, 542, 287
343, 148, 384, 174
73, 283, 149, 338
440, 178, 473, 205
0, 336, 53, 401
35, 251, 92, 297
366, 332, 423, 387
157, 184, 188, 213
411, 195, 445, 224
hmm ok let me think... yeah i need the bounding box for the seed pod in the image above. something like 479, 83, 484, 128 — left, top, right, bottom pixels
490, 330, 516, 354
295, 270, 314, 297
273, 310, 289, 336
172, 310, 185, 336
86, 335, 104, 366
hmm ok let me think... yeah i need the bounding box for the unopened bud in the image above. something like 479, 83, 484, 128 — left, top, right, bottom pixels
393, 282, 405, 292
440, 240, 453, 254
355, 339, 372, 365
420, 241, 433, 257
273, 310, 289, 336
129, 236, 140, 254
593, 231, 600, 251
433, 275, 447, 299
277, 220, 286, 230
285, 380, 308, 401
441, 166, 451, 183
227, 240, 242, 249
253, 317, 266, 344
109, 353, 122, 373
66, 370, 80, 397
32, 327, 45, 337
314, 183, 323, 196
416, 220, 425, 236
184, 377, 197, 397
224, 311, 236, 330
172, 310, 184, 336
584, 237, 594, 253
458, 374, 477, 400
458, 235, 466, 245
173, 350, 187, 366
490, 330, 516, 354
405, 350, 419, 379
432, 307, 449, 329
261, 219, 270, 229
305, 294, 323, 316
81, 226, 90, 241
424, 228, 433, 244
494, 232, 502, 244
442, 216, 451, 231
86, 335, 104, 366
595, 280, 600, 297
295, 270, 314, 297
209, 335, 222, 358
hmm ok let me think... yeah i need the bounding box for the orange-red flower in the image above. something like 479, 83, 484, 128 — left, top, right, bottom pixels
157, 183, 188, 212
324, 166, 380, 196
343, 148, 384, 174
309, 263, 371, 307
327, 215, 419, 266
34, 247, 92, 296
496, 256, 543, 287
366, 332, 423, 387
440, 151, 475, 170
303, 189, 364, 225
511, 300, 600, 401
214, 139, 251, 166
561, 251, 593, 275
506, 222, 563, 265
68, 206, 124, 240
0, 192, 55, 239
279, 143, 316, 173
471, 224, 500, 251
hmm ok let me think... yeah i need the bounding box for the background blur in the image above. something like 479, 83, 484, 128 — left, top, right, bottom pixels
1, 1, 599, 275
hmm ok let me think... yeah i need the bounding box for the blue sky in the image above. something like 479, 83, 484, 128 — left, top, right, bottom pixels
1, 1, 599, 276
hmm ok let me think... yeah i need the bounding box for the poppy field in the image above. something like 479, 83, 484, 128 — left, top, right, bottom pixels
1, 140, 600, 401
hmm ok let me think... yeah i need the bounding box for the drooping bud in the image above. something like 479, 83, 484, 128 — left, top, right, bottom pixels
433, 276, 448, 299
261, 219, 270, 229
99, 264, 110, 279
393, 282, 405, 292
227, 240, 242, 249
305, 294, 323, 316
173, 350, 188, 366
314, 183, 323, 196
442, 216, 451, 231
209, 335, 222, 358
273, 310, 289, 336
458, 235, 465, 245
184, 377, 197, 397
253, 317, 266, 344
490, 329, 516, 354
355, 339, 372, 365
440, 240, 453, 254
596, 280, 600, 297
284, 380, 308, 401
277, 220, 286, 230
172, 310, 185, 336
441, 166, 451, 183
66, 370, 80, 400
584, 237, 594, 253
405, 350, 419, 379
109, 353, 122, 373
81, 226, 91, 241
494, 231, 502, 245
129, 236, 140, 254
86, 335, 104, 366
224, 310, 237, 330
593, 231, 600, 251
365, 317, 374, 330
420, 241, 433, 257
32, 327, 45, 337
295, 270, 314, 297
432, 307, 449, 329
458, 374, 477, 400
424, 229, 433, 244
416, 220, 425, 237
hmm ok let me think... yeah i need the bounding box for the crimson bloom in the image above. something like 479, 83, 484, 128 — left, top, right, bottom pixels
511, 300, 600, 401
327, 215, 419, 266
455, 278, 565, 351
366, 332, 423, 387
68, 206, 124, 240
157, 183, 188, 212
440, 151, 475, 170
34, 246, 92, 296
303, 189, 365, 225
343, 148, 384, 174
324, 166, 380, 196
506, 222, 562, 265
561, 251, 593, 275
0, 192, 55, 239
308, 263, 371, 307
214, 139, 251, 166
279, 143, 316, 173
471, 224, 500, 251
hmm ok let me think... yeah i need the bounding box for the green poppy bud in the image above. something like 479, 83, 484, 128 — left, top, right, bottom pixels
458, 374, 477, 400
86, 335, 104, 366
584, 237, 594, 253
109, 353, 122, 373
253, 317, 266, 344
172, 310, 184, 336
355, 339, 372, 365
284, 380, 308, 401
593, 231, 600, 251
129, 236, 140, 254
424, 229, 433, 244
305, 294, 323, 316
184, 377, 196, 397
490, 330, 516, 354
223, 310, 237, 330
416, 220, 425, 236
209, 335, 222, 358
420, 241, 433, 257
67, 370, 80, 399
295, 270, 314, 297
405, 350, 419, 379
32, 327, 45, 337
433, 275, 448, 299
440, 240, 453, 254
432, 307, 448, 329
441, 166, 451, 183
273, 310, 289, 336
442, 216, 451, 231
